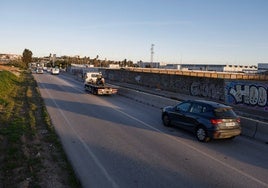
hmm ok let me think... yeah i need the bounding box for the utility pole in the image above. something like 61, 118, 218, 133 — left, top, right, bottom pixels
151, 44, 154, 63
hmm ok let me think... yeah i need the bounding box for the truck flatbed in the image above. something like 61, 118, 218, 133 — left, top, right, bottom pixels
84, 82, 118, 95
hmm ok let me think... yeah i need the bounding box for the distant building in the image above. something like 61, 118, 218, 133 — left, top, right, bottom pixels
137, 61, 160, 68
160, 63, 258, 73
257, 63, 268, 74
108, 64, 120, 69
0, 53, 21, 64
180, 64, 226, 72
161, 64, 181, 69
224, 64, 257, 73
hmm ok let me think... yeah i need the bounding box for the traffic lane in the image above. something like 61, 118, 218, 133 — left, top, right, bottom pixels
36, 72, 268, 187
34, 74, 268, 187
35, 74, 123, 187
41, 97, 268, 188
87, 84, 268, 184
103, 94, 268, 184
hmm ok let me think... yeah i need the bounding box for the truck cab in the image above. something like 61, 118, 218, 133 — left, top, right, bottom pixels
84, 72, 102, 84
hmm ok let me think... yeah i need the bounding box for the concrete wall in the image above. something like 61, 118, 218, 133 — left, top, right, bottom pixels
105, 69, 268, 143
104, 69, 225, 101
103, 69, 268, 114
117, 86, 268, 143
225, 80, 268, 112
67, 66, 268, 113
66, 68, 268, 143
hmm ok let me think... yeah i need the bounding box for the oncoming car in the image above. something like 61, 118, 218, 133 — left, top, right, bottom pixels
162, 100, 241, 142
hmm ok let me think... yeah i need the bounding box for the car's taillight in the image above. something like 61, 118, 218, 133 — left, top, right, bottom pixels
210, 119, 223, 125
236, 118, 241, 123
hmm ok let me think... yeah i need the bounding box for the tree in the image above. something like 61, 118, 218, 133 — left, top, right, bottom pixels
22, 48, 33, 66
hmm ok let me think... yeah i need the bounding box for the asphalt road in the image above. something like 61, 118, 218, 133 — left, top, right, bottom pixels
34, 72, 268, 188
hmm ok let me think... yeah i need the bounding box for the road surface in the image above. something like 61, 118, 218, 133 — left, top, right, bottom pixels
34, 72, 268, 188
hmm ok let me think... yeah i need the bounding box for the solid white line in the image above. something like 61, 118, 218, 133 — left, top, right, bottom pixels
113, 108, 268, 187
37, 77, 119, 188
38, 74, 268, 187
65, 76, 268, 187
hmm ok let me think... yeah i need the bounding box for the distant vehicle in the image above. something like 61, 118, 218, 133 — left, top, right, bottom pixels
36, 67, 44, 74
51, 67, 60, 75
84, 72, 117, 95
162, 100, 241, 142
31, 67, 37, 74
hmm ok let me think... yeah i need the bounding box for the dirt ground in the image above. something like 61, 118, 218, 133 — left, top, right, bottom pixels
0, 65, 21, 76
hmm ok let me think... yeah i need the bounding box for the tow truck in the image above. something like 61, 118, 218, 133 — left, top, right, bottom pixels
84, 72, 118, 95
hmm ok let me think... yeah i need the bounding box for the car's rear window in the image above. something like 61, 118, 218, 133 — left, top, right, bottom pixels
214, 108, 237, 118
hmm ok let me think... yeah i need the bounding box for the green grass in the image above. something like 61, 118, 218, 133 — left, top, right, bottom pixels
0, 71, 19, 122
0, 69, 80, 187
0, 70, 18, 91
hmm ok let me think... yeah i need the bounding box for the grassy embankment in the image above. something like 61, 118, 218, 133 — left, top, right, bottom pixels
0, 69, 80, 187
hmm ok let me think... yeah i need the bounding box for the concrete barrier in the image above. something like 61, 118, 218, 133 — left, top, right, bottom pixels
117, 86, 268, 143
66, 71, 268, 143
240, 117, 258, 138
117, 87, 178, 108
254, 121, 268, 143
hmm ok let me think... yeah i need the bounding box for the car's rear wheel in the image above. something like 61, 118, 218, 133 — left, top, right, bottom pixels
196, 126, 210, 142
162, 114, 171, 127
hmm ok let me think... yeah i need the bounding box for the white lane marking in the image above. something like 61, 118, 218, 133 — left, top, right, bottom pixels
38, 75, 268, 187
36, 77, 119, 188
112, 108, 268, 187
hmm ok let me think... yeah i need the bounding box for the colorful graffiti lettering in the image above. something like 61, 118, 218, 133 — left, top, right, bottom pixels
228, 84, 268, 107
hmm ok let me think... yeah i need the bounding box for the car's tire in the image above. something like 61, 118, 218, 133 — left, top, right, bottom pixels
195, 126, 210, 142
162, 114, 171, 127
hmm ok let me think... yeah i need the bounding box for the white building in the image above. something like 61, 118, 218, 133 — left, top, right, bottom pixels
160, 63, 258, 73
137, 61, 160, 68
108, 64, 120, 69
223, 64, 257, 73
0, 53, 22, 63
161, 64, 181, 69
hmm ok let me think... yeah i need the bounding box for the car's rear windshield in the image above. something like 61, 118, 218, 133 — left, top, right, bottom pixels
214, 108, 237, 118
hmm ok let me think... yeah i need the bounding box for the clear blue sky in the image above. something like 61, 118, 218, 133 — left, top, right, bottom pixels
1, 0, 268, 65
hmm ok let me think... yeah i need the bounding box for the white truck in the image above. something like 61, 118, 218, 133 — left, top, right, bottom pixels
84, 72, 118, 95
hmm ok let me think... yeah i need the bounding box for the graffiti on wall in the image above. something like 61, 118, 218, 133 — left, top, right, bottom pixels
190, 82, 223, 100
227, 82, 268, 107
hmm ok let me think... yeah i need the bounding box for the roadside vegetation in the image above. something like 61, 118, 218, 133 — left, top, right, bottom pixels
0, 66, 81, 187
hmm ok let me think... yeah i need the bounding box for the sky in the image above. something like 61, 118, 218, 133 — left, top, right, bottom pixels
1, 0, 268, 65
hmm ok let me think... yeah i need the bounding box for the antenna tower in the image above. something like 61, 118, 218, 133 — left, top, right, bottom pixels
151, 44, 154, 63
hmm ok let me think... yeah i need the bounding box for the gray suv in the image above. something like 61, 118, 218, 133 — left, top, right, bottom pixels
162, 100, 241, 142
